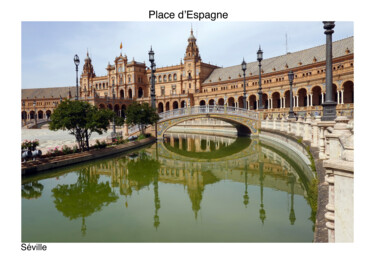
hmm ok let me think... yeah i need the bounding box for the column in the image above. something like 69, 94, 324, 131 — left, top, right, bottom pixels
296, 95, 299, 107
341, 90, 344, 104
310, 94, 313, 106
321, 93, 324, 104
270, 98, 273, 109
307, 94, 310, 107
337, 91, 340, 104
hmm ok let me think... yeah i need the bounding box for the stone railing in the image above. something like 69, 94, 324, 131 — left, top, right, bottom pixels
159, 105, 259, 121
261, 114, 354, 242
125, 106, 259, 137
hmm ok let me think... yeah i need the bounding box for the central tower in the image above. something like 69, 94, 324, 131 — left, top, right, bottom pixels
183, 29, 201, 94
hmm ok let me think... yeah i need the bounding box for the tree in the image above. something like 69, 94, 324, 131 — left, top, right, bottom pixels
125, 102, 159, 135
49, 100, 124, 151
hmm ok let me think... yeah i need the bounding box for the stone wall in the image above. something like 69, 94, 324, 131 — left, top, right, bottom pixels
261, 114, 354, 242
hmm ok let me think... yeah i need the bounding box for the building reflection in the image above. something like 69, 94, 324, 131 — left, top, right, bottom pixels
22, 132, 315, 231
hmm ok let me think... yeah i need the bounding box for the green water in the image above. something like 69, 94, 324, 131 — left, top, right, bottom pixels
22, 133, 316, 242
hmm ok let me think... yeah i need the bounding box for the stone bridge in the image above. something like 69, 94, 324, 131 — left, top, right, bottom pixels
155, 106, 260, 140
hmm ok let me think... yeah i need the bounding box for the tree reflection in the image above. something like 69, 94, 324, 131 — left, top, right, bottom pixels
126, 151, 161, 229
127, 151, 160, 190
22, 181, 44, 200
52, 167, 118, 235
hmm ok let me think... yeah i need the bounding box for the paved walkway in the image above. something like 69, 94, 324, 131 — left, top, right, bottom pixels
21, 127, 123, 154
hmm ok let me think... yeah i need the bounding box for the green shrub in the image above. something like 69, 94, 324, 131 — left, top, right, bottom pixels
62, 145, 73, 155
94, 139, 107, 149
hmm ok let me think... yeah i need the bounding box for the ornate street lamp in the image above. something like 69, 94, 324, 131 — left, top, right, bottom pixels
257, 46, 264, 109
22, 101, 25, 125
322, 21, 337, 121
33, 100, 37, 125
288, 70, 295, 119
241, 58, 247, 109
74, 54, 80, 100
149, 47, 156, 109
112, 83, 116, 136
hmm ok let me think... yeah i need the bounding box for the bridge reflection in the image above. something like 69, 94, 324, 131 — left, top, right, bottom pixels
23, 132, 315, 233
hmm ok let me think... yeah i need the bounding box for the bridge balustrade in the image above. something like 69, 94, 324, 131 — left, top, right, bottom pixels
127, 106, 259, 136
261, 114, 354, 242
158, 105, 259, 121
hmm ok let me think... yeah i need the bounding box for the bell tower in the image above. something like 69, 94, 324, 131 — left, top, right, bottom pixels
80, 51, 96, 97
184, 28, 201, 94
184, 28, 201, 62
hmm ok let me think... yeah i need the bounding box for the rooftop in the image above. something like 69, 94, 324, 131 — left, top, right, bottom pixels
203, 36, 353, 84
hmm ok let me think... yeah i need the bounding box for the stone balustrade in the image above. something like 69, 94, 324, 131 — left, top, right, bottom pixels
261, 114, 354, 242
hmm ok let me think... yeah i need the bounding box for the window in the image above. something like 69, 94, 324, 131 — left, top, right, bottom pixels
163, 75, 167, 82
161, 86, 165, 96
159, 76, 162, 82
173, 74, 177, 80
168, 75, 172, 81
172, 85, 176, 95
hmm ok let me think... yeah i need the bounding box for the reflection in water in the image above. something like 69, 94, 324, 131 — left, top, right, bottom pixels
22, 131, 316, 242
22, 181, 44, 200
51, 168, 118, 235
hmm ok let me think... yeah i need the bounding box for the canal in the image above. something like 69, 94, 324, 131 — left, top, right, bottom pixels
22, 132, 316, 242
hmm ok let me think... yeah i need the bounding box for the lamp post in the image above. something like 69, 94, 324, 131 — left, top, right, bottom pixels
241, 58, 247, 109
288, 70, 295, 119
322, 21, 337, 121
257, 47, 264, 109
149, 47, 156, 109
112, 83, 116, 136
22, 101, 25, 125
33, 100, 36, 125
74, 54, 80, 100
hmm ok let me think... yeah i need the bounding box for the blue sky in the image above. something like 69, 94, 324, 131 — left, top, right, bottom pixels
21, 21, 353, 89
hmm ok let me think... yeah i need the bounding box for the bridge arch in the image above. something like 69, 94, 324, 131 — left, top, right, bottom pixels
156, 106, 260, 140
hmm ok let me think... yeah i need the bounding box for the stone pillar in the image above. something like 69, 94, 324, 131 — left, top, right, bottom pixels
337, 91, 340, 104
311, 116, 320, 148
310, 94, 313, 106
307, 94, 310, 107
270, 98, 273, 109
341, 90, 344, 104
318, 125, 326, 159
296, 119, 304, 137
325, 168, 335, 242
303, 115, 312, 141
296, 95, 299, 107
